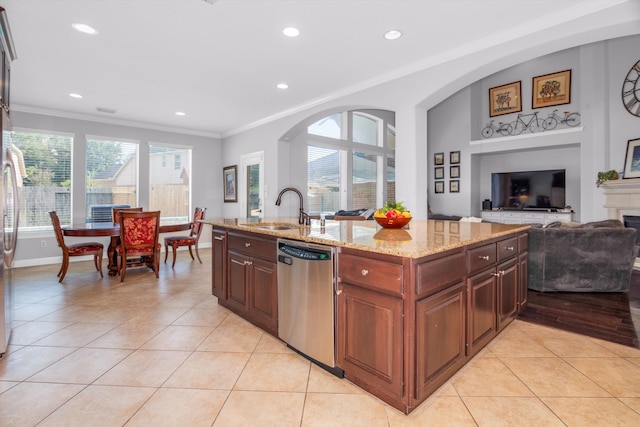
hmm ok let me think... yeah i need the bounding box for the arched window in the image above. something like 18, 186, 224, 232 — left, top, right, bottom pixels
307, 109, 395, 215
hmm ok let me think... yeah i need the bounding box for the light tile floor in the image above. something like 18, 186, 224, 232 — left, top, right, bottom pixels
1, 249, 640, 426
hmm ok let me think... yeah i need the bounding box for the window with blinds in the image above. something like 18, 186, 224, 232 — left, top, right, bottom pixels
10, 130, 73, 229
149, 143, 192, 222
86, 137, 139, 222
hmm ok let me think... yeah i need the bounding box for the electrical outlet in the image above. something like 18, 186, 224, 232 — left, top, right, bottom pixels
41, 240, 46, 248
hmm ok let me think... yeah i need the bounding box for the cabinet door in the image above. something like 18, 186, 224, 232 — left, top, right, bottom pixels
497, 259, 518, 331
227, 251, 249, 313
518, 253, 528, 313
248, 258, 277, 334
212, 230, 227, 299
415, 281, 467, 400
337, 283, 404, 401
467, 270, 496, 356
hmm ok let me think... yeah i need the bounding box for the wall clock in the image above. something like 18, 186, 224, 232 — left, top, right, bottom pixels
622, 58, 640, 117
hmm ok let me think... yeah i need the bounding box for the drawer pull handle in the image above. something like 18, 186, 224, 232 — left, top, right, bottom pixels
244, 260, 253, 266
336, 289, 343, 295
361, 269, 369, 276
505, 246, 515, 251
214, 236, 225, 241
479, 255, 490, 261
245, 242, 251, 247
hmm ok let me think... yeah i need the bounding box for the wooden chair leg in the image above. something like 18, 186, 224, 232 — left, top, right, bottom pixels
119, 256, 126, 282
195, 242, 202, 264
154, 249, 160, 278
187, 245, 195, 261
164, 240, 169, 263
58, 255, 69, 283
171, 244, 178, 268
95, 250, 104, 277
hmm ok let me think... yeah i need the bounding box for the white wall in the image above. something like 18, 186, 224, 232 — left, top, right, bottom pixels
427, 34, 640, 222
219, 7, 639, 223
10, 111, 221, 266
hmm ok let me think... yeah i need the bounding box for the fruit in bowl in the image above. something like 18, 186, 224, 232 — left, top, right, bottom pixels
373, 202, 412, 228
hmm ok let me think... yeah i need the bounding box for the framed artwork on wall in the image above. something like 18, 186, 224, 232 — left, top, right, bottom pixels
532, 69, 571, 109
450, 165, 460, 179
623, 137, 640, 179
434, 152, 444, 165
435, 181, 444, 194
449, 180, 460, 193
223, 165, 238, 202
489, 81, 522, 117
450, 151, 460, 164
435, 167, 444, 180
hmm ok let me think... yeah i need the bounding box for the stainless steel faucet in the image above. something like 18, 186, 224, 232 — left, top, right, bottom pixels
275, 187, 310, 225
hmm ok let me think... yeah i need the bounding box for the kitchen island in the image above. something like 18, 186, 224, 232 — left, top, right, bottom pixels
203, 217, 530, 414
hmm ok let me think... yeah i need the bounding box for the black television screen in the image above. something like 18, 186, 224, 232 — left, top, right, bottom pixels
491, 169, 566, 210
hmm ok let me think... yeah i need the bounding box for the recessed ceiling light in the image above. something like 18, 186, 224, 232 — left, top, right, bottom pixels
72, 23, 98, 35
384, 30, 402, 40
69, 93, 83, 99
276, 83, 289, 90
175, 111, 186, 116
282, 27, 300, 37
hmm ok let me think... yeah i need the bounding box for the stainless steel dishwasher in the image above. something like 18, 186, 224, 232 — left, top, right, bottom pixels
277, 238, 343, 377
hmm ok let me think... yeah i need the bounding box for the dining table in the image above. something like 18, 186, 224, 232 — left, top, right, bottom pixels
63, 221, 191, 276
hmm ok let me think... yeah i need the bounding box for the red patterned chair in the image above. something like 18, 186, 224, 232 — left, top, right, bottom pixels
116, 210, 161, 282
49, 211, 103, 283
112, 207, 143, 224
164, 207, 207, 268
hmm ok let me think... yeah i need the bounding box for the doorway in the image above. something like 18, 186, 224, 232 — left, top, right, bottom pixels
240, 151, 264, 219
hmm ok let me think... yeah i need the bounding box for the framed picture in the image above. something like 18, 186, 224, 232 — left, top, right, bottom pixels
449, 222, 459, 234
434, 220, 444, 232
532, 69, 571, 109
435, 167, 444, 180
434, 152, 444, 165
449, 180, 460, 193
450, 165, 460, 179
435, 181, 444, 194
223, 165, 238, 202
450, 151, 460, 164
623, 137, 640, 179
489, 81, 522, 117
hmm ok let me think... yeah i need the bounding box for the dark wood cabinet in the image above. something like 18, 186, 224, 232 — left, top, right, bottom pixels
496, 258, 518, 331
211, 229, 227, 298
337, 282, 404, 402
336, 250, 404, 408
415, 281, 467, 400
212, 228, 278, 335
467, 269, 497, 356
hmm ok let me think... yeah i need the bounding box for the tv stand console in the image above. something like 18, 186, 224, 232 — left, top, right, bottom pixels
481, 210, 574, 225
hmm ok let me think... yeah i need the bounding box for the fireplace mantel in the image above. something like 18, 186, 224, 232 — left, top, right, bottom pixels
601, 178, 640, 220
601, 178, 640, 269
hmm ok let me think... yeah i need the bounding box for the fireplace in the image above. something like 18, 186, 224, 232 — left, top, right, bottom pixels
624, 215, 640, 246
601, 178, 640, 269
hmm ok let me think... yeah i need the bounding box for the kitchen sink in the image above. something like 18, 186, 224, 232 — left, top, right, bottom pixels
240, 223, 300, 230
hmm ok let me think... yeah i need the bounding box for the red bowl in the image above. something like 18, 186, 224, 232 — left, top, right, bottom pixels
374, 216, 412, 229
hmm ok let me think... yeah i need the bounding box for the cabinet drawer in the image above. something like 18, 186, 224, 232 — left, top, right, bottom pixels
518, 233, 528, 252
228, 232, 276, 260
338, 253, 402, 295
467, 243, 496, 275
497, 237, 518, 262
416, 252, 466, 298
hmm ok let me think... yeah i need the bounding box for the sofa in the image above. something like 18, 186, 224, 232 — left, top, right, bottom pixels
528, 219, 638, 292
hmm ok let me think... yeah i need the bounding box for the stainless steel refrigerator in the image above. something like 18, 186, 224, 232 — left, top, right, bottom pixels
0, 7, 18, 357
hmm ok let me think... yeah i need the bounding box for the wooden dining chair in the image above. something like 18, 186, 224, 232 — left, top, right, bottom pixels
116, 210, 161, 282
112, 207, 143, 223
164, 207, 207, 268
49, 211, 104, 283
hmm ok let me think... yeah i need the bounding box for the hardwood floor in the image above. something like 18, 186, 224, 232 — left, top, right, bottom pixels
518, 269, 640, 349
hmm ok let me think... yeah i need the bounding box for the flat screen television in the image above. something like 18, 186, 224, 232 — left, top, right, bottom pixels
491, 169, 566, 210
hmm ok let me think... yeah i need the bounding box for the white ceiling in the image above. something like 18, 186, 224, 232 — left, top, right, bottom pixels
2, 0, 638, 137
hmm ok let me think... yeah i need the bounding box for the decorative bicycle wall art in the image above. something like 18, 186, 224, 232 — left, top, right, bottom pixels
481, 109, 580, 138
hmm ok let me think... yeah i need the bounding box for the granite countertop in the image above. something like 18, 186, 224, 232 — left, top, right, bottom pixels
202, 218, 530, 259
